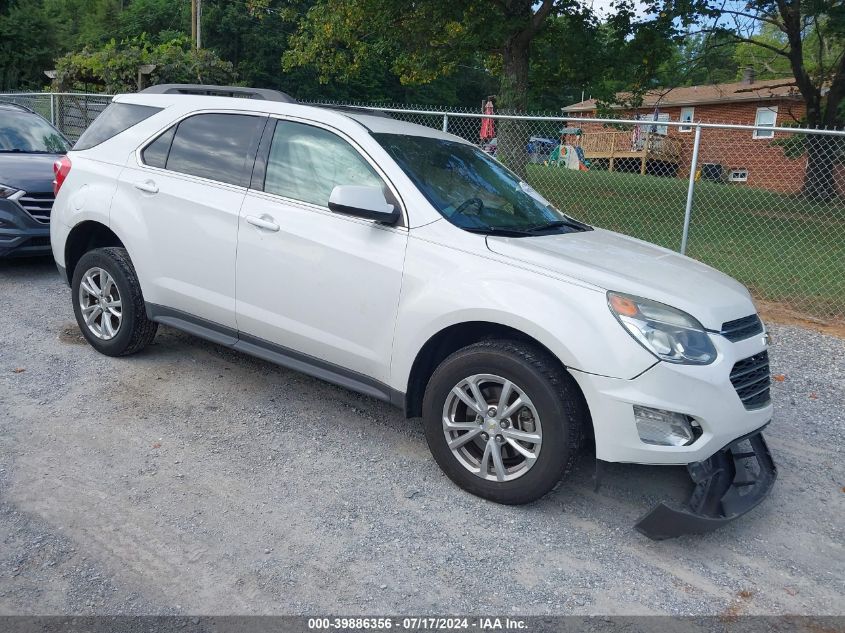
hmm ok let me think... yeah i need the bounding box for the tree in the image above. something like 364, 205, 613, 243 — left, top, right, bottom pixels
688, 0, 845, 199
282, 0, 564, 113
281, 0, 680, 174
666, 31, 740, 86
52, 37, 236, 94
201, 0, 303, 93
41, 0, 124, 49
0, 0, 58, 90
528, 11, 605, 110
525, 12, 710, 111
115, 0, 188, 44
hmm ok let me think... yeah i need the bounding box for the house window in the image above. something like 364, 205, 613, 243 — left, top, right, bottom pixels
679, 107, 695, 132
753, 106, 778, 139
655, 113, 670, 136
639, 113, 670, 137
729, 169, 749, 182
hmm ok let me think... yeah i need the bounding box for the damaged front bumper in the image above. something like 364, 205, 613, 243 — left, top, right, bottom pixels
635, 428, 776, 540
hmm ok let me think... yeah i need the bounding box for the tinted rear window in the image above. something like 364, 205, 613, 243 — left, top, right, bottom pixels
164, 113, 263, 186
74, 102, 161, 151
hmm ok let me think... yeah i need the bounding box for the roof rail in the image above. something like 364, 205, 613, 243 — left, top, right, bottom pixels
140, 84, 296, 103
314, 104, 393, 119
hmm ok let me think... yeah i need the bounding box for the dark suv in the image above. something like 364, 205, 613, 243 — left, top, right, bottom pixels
0, 101, 71, 257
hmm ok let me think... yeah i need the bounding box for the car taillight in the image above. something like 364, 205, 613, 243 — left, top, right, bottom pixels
53, 156, 72, 196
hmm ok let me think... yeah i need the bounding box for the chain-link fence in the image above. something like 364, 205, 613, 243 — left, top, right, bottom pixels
1, 92, 112, 140
3, 92, 843, 324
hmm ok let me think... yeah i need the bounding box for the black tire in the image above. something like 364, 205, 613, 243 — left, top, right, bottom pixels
422, 339, 587, 505
71, 247, 157, 357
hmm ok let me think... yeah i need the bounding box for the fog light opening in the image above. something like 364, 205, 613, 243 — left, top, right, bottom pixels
633, 405, 698, 447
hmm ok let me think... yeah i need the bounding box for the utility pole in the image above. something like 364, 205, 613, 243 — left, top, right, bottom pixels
196, 0, 202, 49
191, 0, 197, 49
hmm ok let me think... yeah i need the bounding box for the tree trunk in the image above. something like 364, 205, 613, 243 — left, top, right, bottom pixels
775, 2, 843, 202
500, 37, 530, 112
800, 90, 842, 201
497, 37, 531, 179
802, 134, 839, 201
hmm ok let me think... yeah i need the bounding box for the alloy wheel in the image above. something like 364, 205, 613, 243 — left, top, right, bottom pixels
442, 373, 542, 482
78, 267, 123, 340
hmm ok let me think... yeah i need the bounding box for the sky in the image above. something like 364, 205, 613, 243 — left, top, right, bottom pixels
583, 0, 649, 19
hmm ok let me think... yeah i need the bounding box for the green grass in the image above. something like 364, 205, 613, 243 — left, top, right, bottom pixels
525, 165, 845, 322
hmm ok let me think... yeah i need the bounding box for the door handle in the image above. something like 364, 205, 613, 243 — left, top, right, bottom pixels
133, 180, 159, 194
246, 215, 280, 232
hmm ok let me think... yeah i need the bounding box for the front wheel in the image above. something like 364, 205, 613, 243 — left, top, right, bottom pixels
422, 339, 587, 504
71, 247, 158, 357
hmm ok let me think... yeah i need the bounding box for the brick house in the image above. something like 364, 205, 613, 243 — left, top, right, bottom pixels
561, 76, 811, 193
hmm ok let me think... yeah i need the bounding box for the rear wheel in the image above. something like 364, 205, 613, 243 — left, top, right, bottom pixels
422, 339, 586, 504
72, 247, 157, 356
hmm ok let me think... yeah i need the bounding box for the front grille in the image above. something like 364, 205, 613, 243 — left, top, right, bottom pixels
18, 193, 54, 224
730, 351, 771, 409
721, 314, 763, 342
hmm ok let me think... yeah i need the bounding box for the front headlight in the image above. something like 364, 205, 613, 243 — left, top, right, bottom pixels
607, 292, 716, 365
0, 184, 21, 199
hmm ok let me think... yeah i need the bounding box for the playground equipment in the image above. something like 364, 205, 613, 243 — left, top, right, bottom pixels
545, 127, 590, 170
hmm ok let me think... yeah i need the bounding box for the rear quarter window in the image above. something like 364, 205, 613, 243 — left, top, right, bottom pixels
74, 102, 162, 151
141, 126, 176, 169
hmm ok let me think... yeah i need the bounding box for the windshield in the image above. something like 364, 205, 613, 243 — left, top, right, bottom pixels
374, 133, 589, 236
0, 111, 70, 154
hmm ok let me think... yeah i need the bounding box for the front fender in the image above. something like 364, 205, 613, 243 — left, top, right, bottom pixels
389, 229, 656, 393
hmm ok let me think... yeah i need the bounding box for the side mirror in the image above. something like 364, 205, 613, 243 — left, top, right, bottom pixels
328, 185, 399, 225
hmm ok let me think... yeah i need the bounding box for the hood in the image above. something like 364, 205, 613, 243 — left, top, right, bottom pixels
486, 227, 755, 330
0, 153, 61, 194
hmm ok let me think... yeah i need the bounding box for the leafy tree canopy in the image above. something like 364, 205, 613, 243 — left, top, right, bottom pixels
732, 21, 839, 83
0, 0, 57, 90
52, 36, 236, 93
279, 0, 688, 112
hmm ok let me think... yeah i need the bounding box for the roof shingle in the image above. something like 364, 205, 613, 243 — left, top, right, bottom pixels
562, 78, 801, 112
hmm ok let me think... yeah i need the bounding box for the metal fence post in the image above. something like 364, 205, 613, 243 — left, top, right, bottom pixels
442, 114, 448, 133
680, 124, 702, 255
49, 93, 56, 126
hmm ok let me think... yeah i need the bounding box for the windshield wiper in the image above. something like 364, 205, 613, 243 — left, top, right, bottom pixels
524, 219, 590, 233
460, 219, 591, 238
462, 226, 535, 238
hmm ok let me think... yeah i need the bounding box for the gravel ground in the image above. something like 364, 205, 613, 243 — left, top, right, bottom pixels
0, 257, 843, 616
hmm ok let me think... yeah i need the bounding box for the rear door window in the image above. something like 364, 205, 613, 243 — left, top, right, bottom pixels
164, 113, 264, 186
74, 102, 161, 150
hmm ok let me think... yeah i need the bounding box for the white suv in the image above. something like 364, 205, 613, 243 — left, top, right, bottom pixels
51, 85, 775, 539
